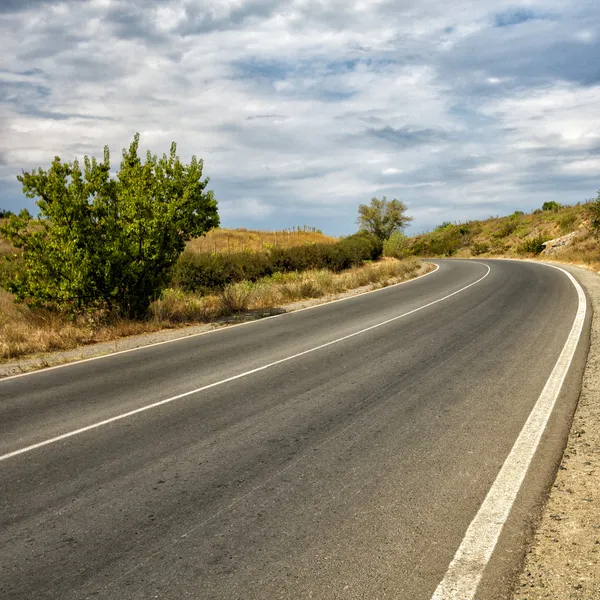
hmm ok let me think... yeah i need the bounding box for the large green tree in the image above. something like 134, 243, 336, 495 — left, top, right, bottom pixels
1, 134, 219, 317
357, 196, 412, 241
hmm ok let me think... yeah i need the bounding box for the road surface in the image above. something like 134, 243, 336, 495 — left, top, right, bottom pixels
0, 259, 588, 599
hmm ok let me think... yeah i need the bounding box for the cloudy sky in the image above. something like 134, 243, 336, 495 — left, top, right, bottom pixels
1, 0, 600, 235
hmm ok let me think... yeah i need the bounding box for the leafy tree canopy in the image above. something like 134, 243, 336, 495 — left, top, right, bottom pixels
542, 201, 562, 212
357, 196, 412, 241
0, 134, 219, 317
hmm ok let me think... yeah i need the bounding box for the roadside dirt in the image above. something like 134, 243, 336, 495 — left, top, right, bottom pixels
514, 263, 600, 600
0, 262, 434, 378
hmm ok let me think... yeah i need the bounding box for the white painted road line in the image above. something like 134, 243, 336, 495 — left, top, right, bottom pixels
431, 263, 587, 600
0, 263, 440, 383
0, 264, 489, 463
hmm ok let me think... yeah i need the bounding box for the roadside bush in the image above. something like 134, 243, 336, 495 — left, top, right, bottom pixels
383, 231, 409, 258
172, 233, 383, 294
470, 242, 490, 256
518, 234, 549, 255
408, 227, 462, 257
430, 227, 462, 256
172, 251, 273, 293
219, 282, 253, 313
493, 220, 518, 238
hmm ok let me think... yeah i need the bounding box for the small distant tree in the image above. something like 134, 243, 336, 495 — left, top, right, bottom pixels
542, 201, 562, 212
0, 209, 15, 218
435, 221, 453, 231
0, 134, 219, 317
357, 196, 412, 241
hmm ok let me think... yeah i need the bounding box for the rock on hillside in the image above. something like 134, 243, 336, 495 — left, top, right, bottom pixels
541, 225, 587, 255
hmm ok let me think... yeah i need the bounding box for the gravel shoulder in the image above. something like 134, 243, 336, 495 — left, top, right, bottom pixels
514, 262, 600, 599
0, 262, 434, 378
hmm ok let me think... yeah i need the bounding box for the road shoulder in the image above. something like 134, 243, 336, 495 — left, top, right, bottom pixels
514, 263, 600, 599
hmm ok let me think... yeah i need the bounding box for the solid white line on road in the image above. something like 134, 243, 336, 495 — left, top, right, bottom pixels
0, 264, 489, 462
0, 264, 440, 383
431, 263, 587, 600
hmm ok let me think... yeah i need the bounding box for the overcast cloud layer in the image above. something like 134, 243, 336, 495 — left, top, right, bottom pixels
1, 0, 600, 234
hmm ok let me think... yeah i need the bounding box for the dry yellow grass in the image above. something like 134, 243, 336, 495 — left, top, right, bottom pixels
0, 258, 426, 361
0, 290, 158, 360
538, 236, 600, 272
0, 223, 336, 258
186, 227, 338, 254
150, 257, 424, 321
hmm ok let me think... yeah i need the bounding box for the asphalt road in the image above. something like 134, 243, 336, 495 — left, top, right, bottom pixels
0, 259, 588, 600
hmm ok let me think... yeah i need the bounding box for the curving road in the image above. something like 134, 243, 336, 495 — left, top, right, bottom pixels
0, 259, 589, 600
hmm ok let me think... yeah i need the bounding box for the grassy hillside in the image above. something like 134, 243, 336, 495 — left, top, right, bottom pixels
408, 202, 594, 260
187, 227, 337, 254
0, 224, 337, 258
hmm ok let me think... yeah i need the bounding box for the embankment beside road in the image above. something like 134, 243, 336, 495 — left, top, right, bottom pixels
514, 263, 600, 599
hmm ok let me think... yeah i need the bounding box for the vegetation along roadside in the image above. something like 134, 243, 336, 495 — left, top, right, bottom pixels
0, 136, 420, 364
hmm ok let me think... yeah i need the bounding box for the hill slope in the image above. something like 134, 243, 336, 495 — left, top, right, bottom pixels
408, 203, 595, 263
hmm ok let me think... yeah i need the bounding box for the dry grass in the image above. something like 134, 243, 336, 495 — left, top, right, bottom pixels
186, 227, 338, 254
536, 235, 600, 272
0, 290, 158, 360
151, 257, 424, 319
0, 223, 336, 257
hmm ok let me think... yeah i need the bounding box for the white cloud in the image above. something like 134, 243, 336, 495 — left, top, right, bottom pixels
0, 0, 599, 234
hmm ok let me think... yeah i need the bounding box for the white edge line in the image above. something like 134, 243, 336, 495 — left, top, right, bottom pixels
0, 263, 488, 463
431, 262, 587, 600
0, 263, 441, 383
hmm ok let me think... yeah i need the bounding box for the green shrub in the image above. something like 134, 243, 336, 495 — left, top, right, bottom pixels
172, 234, 383, 294
470, 242, 490, 256
435, 221, 453, 231
0, 135, 219, 317
172, 251, 272, 293
219, 282, 253, 313
493, 220, 518, 238
518, 235, 549, 255
559, 212, 578, 234
383, 231, 409, 258
542, 201, 562, 212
